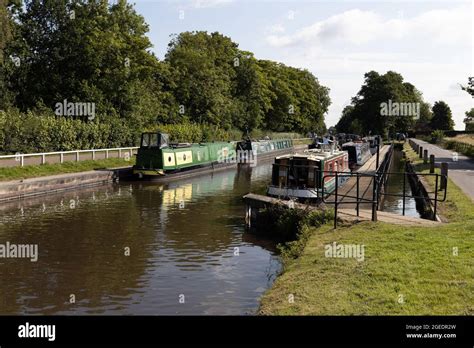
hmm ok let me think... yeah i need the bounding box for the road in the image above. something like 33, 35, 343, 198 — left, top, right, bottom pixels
410, 138, 474, 201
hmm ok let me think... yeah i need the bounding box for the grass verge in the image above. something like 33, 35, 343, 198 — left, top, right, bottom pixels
259, 142, 473, 315
0, 158, 134, 182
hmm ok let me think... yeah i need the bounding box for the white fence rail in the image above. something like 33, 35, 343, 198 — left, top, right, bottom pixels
0, 147, 139, 167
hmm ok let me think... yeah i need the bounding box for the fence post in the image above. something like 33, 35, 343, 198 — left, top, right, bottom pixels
356, 173, 360, 217
92, 150, 95, 160
334, 171, 338, 229
434, 175, 439, 221
41, 154, 46, 165
106, 150, 109, 159
419, 146, 423, 159
440, 162, 448, 190
429, 155, 435, 173
376, 144, 380, 170
119, 149, 122, 159
20, 155, 24, 167
76, 151, 79, 162
402, 172, 406, 216
372, 175, 377, 222
423, 149, 428, 164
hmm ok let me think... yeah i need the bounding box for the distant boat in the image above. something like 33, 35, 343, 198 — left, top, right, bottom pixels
341, 141, 372, 170
267, 145, 350, 201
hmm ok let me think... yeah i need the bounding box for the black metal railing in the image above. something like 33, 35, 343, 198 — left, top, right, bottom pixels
322, 170, 447, 228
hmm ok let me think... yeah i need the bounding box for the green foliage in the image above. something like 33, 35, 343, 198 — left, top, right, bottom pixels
463, 108, 474, 131
1, 4, 331, 153
336, 71, 425, 136
0, 107, 136, 154
254, 204, 334, 260
430, 101, 454, 131
461, 77, 474, 98
430, 130, 445, 144
444, 140, 474, 157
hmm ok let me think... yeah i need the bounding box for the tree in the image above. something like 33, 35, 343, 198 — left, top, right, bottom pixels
165, 31, 239, 129
464, 108, 474, 131
430, 101, 454, 131
461, 77, 474, 97
414, 102, 433, 133
15, 0, 161, 131
335, 71, 427, 137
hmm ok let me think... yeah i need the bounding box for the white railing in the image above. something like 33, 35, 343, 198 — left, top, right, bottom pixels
0, 147, 139, 167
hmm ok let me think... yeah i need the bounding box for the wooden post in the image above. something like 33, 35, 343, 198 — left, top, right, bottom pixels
440, 162, 448, 190
423, 149, 428, 164
429, 155, 435, 173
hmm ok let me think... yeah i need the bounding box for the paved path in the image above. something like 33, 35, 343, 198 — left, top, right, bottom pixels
326, 145, 390, 209
410, 138, 474, 201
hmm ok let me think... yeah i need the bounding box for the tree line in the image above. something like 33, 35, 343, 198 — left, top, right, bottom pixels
0, 0, 330, 154
335, 71, 472, 137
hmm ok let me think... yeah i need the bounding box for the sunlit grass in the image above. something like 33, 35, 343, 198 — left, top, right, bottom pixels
0, 158, 134, 182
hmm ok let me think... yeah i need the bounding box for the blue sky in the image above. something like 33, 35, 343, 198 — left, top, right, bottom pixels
132, 0, 473, 129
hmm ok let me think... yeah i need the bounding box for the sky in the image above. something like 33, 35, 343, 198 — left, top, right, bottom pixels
131, 0, 473, 129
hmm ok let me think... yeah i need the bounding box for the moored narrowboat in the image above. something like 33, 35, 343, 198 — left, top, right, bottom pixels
133, 132, 294, 178
341, 141, 372, 169
267, 146, 350, 201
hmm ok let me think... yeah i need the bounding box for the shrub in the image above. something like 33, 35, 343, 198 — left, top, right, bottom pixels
430, 130, 445, 144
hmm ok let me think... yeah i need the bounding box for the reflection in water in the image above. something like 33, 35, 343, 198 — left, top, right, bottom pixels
0, 164, 280, 315
382, 150, 421, 218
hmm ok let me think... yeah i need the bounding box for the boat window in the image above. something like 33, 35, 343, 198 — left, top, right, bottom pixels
149, 133, 159, 147
141, 133, 150, 147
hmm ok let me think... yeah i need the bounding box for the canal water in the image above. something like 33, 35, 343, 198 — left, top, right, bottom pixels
0, 164, 281, 315
381, 150, 421, 217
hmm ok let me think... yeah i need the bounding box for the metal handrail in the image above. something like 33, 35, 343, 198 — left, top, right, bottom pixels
322, 170, 447, 228
0, 147, 138, 167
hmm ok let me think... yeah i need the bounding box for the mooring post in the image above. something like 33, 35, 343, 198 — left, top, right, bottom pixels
440, 162, 448, 190
429, 155, 435, 174
423, 149, 428, 164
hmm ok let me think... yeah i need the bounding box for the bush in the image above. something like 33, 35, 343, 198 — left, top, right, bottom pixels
430, 130, 445, 144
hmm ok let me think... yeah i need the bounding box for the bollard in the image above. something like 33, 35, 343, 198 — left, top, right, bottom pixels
419, 146, 423, 159
423, 149, 428, 164
440, 162, 448, 190
430, 155, 435, 173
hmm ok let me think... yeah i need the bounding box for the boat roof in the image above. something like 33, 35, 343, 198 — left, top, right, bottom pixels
275, 148, 347, 161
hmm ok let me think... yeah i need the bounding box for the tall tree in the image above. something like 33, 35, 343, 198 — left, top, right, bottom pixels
464, 108, 474, 131
336, 71, 427, 137
430, 101, 454, 131
165, 31, 239, 128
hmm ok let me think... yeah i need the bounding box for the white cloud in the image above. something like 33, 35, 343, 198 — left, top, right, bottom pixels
266, 6, 471, 47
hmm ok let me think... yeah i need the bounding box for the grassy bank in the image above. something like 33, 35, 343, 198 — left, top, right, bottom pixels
259, 143, 473, 315
0, 158, 134, 182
